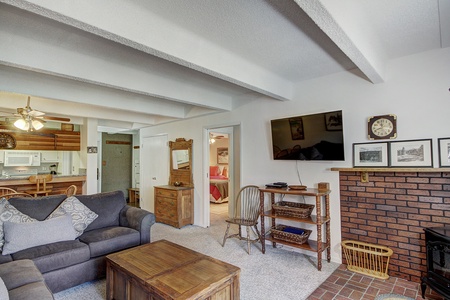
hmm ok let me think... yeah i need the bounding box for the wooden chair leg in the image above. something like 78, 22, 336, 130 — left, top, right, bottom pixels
246, 226, 251, 254
222, 223, 231, 247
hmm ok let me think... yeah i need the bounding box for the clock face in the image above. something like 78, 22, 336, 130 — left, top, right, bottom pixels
371, 118, 393, 137
368, 114, 397, 140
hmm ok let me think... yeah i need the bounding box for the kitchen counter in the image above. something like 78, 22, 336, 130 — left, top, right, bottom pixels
0, 175, 86, 196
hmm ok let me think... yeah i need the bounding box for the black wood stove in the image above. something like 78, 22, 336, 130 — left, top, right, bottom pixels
422, 226, 450, 299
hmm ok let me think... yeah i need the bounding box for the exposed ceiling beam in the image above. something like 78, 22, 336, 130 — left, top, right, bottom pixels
296, 0, 385, 84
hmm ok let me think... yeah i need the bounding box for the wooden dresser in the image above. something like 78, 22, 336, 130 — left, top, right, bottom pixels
154, 185, 194, 228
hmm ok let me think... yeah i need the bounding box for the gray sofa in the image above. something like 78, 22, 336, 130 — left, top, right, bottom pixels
0, 190, 155, 298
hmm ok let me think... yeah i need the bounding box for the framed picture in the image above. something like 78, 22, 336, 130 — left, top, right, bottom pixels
324, 111, 342, 131
353, 142, 389, 167
289, 117, 304, 140
438, 137, 450, 167
217, 147, 228, 164
389, 139, 433, 167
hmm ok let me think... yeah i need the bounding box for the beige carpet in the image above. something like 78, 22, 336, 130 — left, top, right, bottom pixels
54, 203, 339, 299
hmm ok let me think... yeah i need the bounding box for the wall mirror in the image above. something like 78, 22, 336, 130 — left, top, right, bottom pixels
169, 138, 193, 187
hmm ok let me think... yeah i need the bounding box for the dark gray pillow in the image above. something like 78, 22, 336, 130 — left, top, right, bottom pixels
76, 191, 126, 231
8, 194, 67, 220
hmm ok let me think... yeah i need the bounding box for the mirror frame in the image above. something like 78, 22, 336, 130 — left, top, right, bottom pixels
169, 138, 193, 187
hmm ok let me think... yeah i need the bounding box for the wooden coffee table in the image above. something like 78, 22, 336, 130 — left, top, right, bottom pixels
106, 239, 240, 300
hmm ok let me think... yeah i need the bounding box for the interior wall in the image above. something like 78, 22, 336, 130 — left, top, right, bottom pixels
139, 47, 450, 263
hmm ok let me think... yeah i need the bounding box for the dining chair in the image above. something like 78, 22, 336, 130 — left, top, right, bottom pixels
2, 192, 33, 200
222, 185, 263, 254
27, 174, 53, 196
65, 185, 77, 197
0, 187, 18, 196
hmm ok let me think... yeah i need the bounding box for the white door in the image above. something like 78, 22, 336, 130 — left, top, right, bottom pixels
140, 134, 168, 212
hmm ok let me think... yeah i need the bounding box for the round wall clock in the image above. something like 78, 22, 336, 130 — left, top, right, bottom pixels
0, 133, 16, 149
368, 114, 397, 140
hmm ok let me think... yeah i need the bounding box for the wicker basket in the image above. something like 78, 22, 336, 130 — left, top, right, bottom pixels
270, 224, 311, 245
342, 240, 393, 279
272, 201, 315, 218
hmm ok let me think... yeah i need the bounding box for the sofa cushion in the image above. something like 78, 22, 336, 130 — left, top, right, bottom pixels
2, 214, 77, 255
78, 226, 140, 257
76, 191, 126, 231
0, 277, 8, 300
9, 281, 53, 300
0, 200, 37, 251
0, 259, 44, 290
12, 240, 90, 274
8, 194, 67, 221
46, 196, 98, 237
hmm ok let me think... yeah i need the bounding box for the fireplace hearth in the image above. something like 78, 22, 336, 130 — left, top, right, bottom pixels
421, 226, 450, 299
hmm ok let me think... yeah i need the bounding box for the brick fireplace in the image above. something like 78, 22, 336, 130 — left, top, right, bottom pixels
335, 170, 450, 283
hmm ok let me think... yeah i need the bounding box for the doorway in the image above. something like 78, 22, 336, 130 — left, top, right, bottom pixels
205, 125, 240, 227
101, 133, 132, 196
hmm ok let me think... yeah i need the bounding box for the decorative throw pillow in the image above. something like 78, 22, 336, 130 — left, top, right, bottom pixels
2, 214, 77, 255
46, 196, 98, 237
0, 277, 8, 300
0, 199, 37, 252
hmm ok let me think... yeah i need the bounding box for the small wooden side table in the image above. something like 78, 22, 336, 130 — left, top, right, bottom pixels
127, 188, 139, 207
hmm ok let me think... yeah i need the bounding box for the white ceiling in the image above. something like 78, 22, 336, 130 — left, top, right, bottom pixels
0, 0, 448, 132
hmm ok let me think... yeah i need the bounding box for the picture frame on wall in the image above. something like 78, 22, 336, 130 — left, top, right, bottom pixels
289, 117, 304, 140
353, 142, 389, 167
438, 137, 450, 167
389, 139, 433, 167
217, 147, 228, 164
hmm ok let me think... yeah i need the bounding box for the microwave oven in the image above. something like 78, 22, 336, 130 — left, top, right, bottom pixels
4, 151, 41, 167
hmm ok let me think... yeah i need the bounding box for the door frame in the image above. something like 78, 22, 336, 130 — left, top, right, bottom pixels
203, 124, 241, 227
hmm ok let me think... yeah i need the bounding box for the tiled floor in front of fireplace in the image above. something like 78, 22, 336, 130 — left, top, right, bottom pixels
306, 264, 445, 300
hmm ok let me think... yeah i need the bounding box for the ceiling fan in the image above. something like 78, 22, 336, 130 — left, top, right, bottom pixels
1, 96, 71, 132
209, 133, 226, 144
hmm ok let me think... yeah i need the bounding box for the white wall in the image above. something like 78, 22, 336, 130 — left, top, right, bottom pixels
140, 47, 450, 263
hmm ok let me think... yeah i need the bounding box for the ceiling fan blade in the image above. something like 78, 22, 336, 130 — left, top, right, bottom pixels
29, 110, 45, 117
42, 116, 71, 122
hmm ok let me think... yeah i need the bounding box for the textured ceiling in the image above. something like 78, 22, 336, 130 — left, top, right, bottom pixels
0, 0, 447, 132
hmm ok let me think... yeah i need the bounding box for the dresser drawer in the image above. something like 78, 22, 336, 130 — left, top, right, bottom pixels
155, 188, 177, 198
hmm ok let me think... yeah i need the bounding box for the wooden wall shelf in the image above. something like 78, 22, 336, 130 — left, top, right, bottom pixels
331, 167, 450, 172
331, 167, 450, 182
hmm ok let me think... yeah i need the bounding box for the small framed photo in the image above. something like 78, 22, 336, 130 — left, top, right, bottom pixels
389, 139, 433, 167
353, 142, 389, 167
438, 138, 450, 167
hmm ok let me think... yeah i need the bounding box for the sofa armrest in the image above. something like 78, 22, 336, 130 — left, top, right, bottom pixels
119, 206, 155, 244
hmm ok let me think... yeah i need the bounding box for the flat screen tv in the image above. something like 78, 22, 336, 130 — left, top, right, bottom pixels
271, 110, 344, 160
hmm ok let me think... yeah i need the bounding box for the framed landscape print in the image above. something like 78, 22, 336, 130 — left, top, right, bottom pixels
353, 142, 389, 167
389, 139, 433, 167
217, 147, 228, 164
438, 137, 450, 167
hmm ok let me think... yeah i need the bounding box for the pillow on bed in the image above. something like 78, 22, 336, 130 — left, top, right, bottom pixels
222, 166, 228, 177
210, 166, 221, 176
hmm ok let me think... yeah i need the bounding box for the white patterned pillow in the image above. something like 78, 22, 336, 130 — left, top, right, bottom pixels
46, 196, 98, 237
0, 199, 37, 252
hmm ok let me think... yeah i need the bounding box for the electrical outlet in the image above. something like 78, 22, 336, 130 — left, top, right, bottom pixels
42, 167, 47, 171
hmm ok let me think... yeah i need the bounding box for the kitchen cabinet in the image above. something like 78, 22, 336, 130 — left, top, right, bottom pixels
0, 150, 4, 163
41, 151, 60, 162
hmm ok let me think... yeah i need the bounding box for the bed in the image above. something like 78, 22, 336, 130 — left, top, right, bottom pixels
209, 166, 229, 203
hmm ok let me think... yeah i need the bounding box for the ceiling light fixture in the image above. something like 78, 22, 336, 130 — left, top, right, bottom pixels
14, 116, 44, 131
